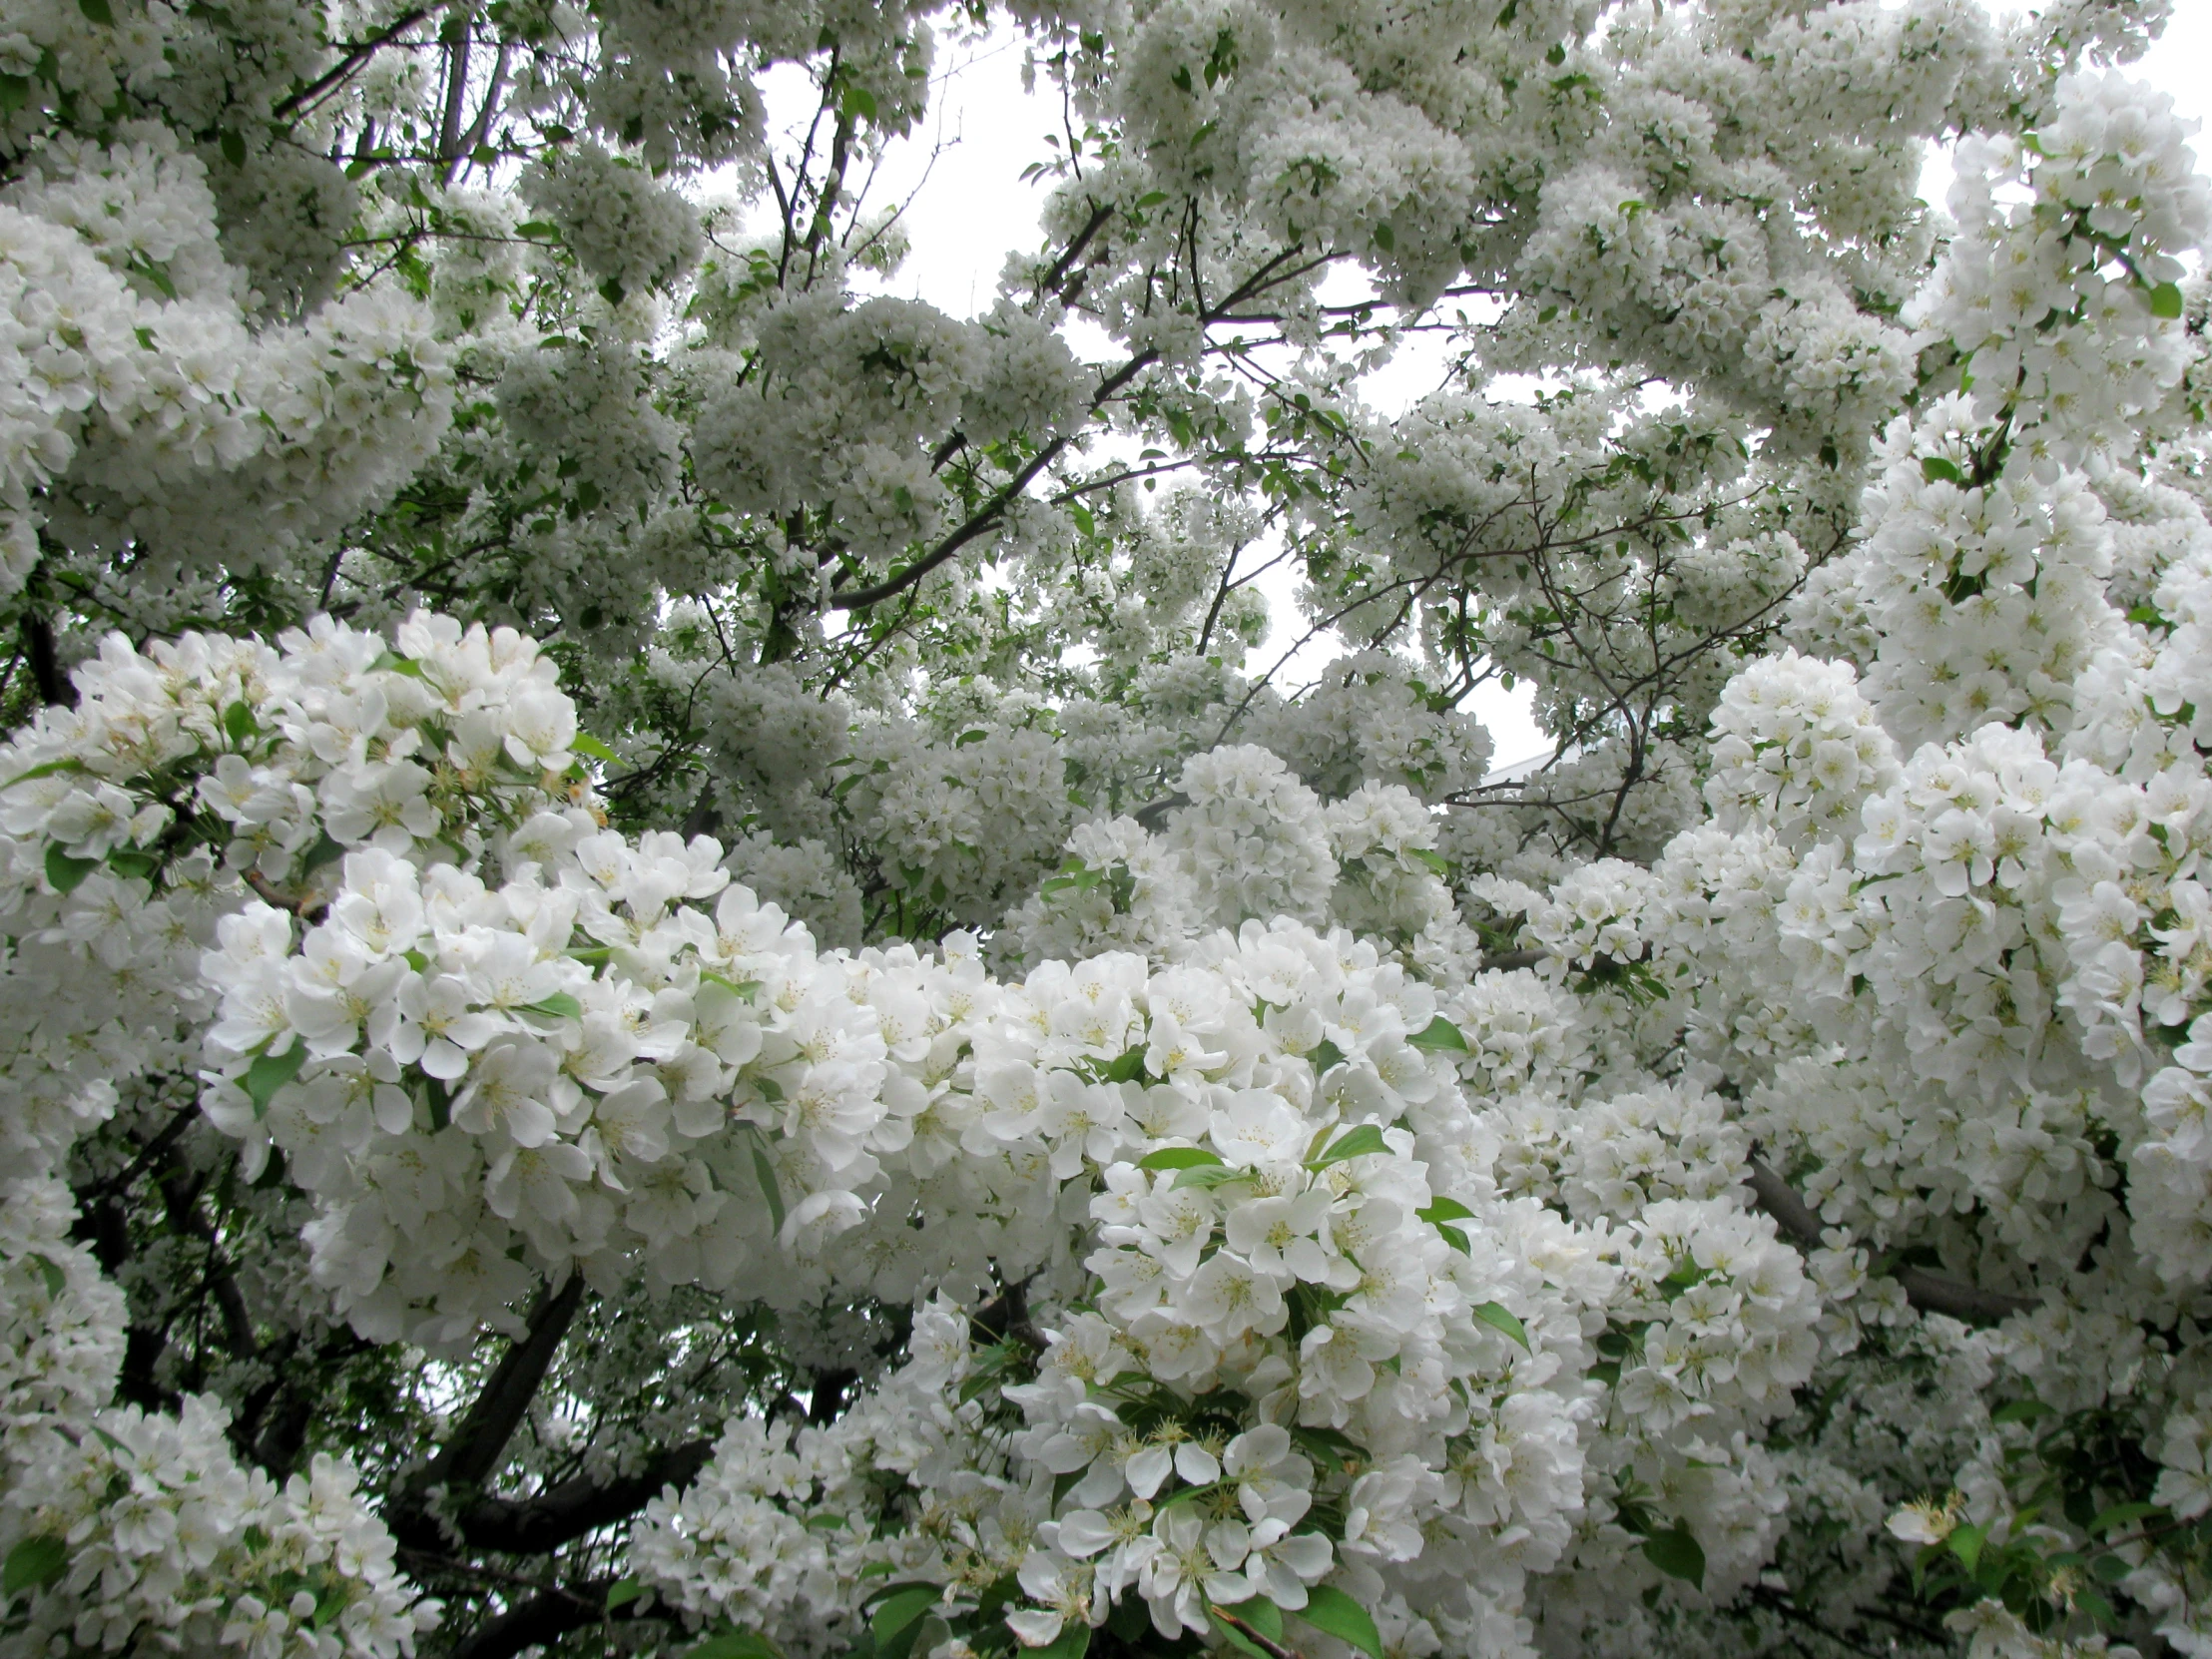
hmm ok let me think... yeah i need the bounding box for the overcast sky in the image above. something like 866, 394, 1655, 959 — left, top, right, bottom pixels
778, 8, 2212, 767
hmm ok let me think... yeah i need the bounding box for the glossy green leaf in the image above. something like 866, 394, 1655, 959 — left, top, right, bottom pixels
27, 1254, 64, 1297
687, 1630, 780, 1659
3, 1536, 64, 1598
1310, 1123, 1388, 1168
1209, 1608, 1272, 1659
2, 758, 86, 790
1138, 1146, 1223, 1171
868, 1586, 940, 1644
1297, 1585, 1382, 1659
44, 843, 98, 894
1173, 1163, 1254, 1190
245, 1042, 307, 1118
2087, 1500, 2163, 1536
1641, 1525, 1705, 1588
2151, 280, 2185, 320
1032, 1621, 1090, 1659
747, 1133, 786, 1233
1406, 1015, 1468, 1054
1471, 1300, 1530, 1351
1102, 1045, 1148, 1083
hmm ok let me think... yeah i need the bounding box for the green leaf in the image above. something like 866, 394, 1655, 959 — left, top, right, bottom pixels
598, 276, 627, 306
1990, 1397, 2051, 1425
105, 848, 157, 882
78, 0, 113, 23
870, 1587, 940, 1644
1172, 1163, 1254, 1191
1231, 1598, 1283, 1641
701, 971, 763, 1002
423, 1075, 450, 1131
1154, 1479, 1221, 1513
1472, 1300, 1530, 1351
2, 759, 86, 791
1208, 1608, 1272, 1659
1641, 1525, 1706, 1588
841, 85, 878, 122
3, 1536, 65, 1598
26, 1254, 64, 1298
2075, 1588, 2117, 1628
1030, 1622, 1090, 1659
520, 992, 584, 1020
287, 832, 343, 881
1308, 1038, 1348, 1075
1372, 221, 1394, 253
1418, 1196, 1474, 1223
1409, 847, 1451, 875
687, 1631, 780, 1659
0, 76, 29, 115
1406, 1015, 1468, 1054
1946, 1522, 1985, 1576
1138, 1146, 1223, 1171
2087, 1501, 2163, 1536
1102, 1044, 1148, 1083
44, 843, 98, 894
245, 1042, 307, 1119
1310, 1123, 1389, 1168
1296, 1585, 1382, 1659
747, 1133, 787, 1234
604, 1579, 643, 1611
2150, 280, 2185, 320
1920, 455, 1964, 485
571, 732, 620, 763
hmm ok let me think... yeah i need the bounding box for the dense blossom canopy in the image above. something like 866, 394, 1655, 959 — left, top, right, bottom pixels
5, 3, 2212, 1659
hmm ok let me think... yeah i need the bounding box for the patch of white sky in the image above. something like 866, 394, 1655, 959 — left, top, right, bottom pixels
761, 6, 2212, 772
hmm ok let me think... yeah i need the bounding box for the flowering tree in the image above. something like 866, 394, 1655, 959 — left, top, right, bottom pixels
9, 1, 2212, 1657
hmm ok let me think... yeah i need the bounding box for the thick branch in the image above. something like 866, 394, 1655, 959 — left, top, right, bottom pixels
829, 351, 1159, 611
436, 1277, 586, 1490
1746, 1157, 2037, 1325
972, 1281, 1048, 1355
22, 614, 67, 706
393, 1276, 586, 1549
274, 7, 441, 120
448, 1578, 625, 1659
1130, 792, 1188, 830
453, 1439, 714, 1554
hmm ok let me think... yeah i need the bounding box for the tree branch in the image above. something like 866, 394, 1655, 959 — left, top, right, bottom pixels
393, 1276, 586, 1548
447, 1577, 630, 1659
452, 1439, 715, 1554
1746, 1157, 2037, 1325
829, 351, 1159, 612
275, 6, 441, 120
22, 613, 67, 706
